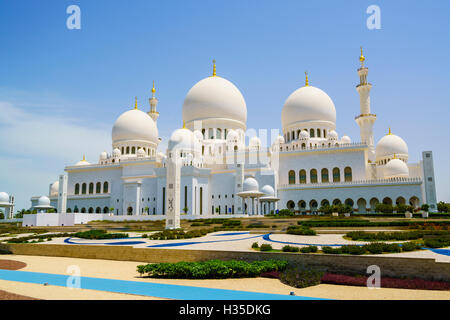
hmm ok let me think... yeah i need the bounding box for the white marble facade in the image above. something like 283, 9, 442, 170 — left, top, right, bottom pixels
30, 54, 438, 219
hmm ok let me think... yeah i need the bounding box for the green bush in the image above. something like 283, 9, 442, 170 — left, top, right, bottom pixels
340, 245, 366, 255
278, 209, 294, 216
251, 242, 259, 249
137, 259, 288, 279
300, 246, 318, 253
286, 226, 316, 235
282, 245, 299, 252
345, 231, 441, 241
401, 241, 422, 252
424, 238, 450, 248
149, 228, 212, 240
279, 265, 324, 288
74, 229, 128, 240
259, 244, 273, 251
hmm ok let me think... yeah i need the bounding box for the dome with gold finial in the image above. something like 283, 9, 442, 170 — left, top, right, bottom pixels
75, 155, 90, 166
376, 128, 408, 163
182, 60, 247, 131
112, 98, 159, 147
281, 72, 336, 132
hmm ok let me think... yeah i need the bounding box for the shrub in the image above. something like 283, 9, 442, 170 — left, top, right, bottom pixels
286, 226, 316, 236
322, 246, 342, 254
259, 244, 273, 251
282, 245, 299, 252
251, 242, 259, 249
401, 241, 422, 252
74, 229, 128, 240
364, 242, 385, 254
300, 246, 318, 253
137, 259, 288, 279
279, 265, 324, 288
278, 209, 294, 216
340, 245, 366, 255
424, 238, 450, 248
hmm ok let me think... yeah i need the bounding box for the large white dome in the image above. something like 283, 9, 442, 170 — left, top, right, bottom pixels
112, 109, 159, 145
37, 196, 51, 207
376, 132, 408, 161
281, 86, 336, 130
182, 76, 247, 128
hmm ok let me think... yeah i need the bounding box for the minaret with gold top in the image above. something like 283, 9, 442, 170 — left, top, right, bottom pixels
148, 81, 159, 123
355, 47, 376, 162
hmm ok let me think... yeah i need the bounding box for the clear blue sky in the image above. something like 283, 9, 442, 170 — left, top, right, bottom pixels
1, 0, 449, 211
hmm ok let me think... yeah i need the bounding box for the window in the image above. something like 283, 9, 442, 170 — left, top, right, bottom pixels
321, 168, 329, 183
317, 129, 321, 138
89, 183, 94, 194
96, 182, 101, 193
344, 167, 352, 182
75, 183, 80, 195
299, 170, 306, 184
288, 170, 296, 184
82, 183, 87, 194
131, 146, 136, 154
310, 169, 318, 183
126, 146, 130, 154
333, 168, 340, 182
310, 129, 315, 138
103, 182, 109, 193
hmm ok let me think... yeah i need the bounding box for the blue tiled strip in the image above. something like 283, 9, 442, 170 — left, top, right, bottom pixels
0, 269, 322, 300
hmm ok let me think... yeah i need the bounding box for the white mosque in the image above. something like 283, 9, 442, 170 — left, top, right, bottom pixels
25, 50, 437, 227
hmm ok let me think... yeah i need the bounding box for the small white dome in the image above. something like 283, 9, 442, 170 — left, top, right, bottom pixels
328, 130, 338, 140
227, 129, 239, 142
113, 148, 121, 157
75, 157, 90, 166
157, 152, 166, 159
275, 135, 285, 144
38, 196, 51, 207
249, 136, 261, 148
0, 192, 9, 204
341, 135, 351, 144
193, 130, 204, 141
112, 109, 159, 145
168, 127, 201, 152
243, 177, 259, 192
261, 185, 275, 197
50, 181, 59, 196
100, 151, 108, 160
282, 85, 336, 131
137, 148, 145, 157
299, 130, 310, 140
384, 158, 409, 179
376, 132, 408, 161
182, 76, 247, 128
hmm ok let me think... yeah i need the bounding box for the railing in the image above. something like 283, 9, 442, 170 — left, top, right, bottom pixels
279, 142, 367, 153
279, 177, 422, 189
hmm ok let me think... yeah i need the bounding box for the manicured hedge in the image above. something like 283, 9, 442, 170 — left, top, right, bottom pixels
286, 226, 316, 235
279, 265, 324, 288
74, 229, 128, 240
259, 244, 273, 251
298, 220, 450, 228
137, 259, 289, 279
7, 232, 74, 243
423, 238, 450, 248
322, 242, 422, 255
147, 228, 211, 240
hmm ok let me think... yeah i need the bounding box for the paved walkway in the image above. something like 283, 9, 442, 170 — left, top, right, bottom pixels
0, 269, 318, 300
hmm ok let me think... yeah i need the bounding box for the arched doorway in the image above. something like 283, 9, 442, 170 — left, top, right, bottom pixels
287, 200, 295, 211
357, 198, 367, 213
127, 206, 133, 215
409, 196, 420, 208
370, 198, 379, 212
332, 199, 341, 206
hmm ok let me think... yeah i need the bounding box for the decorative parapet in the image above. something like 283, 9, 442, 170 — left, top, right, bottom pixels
279, 177, 422, 190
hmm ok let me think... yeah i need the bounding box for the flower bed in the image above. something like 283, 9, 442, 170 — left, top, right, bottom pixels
321, 273, 450, 290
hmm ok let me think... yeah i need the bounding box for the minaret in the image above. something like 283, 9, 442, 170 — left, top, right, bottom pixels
148, 81, 159, 123
355, 47, 376, 162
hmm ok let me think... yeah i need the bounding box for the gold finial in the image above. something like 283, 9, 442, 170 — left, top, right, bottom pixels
305, 71, 309, 86
212, 59, 217, 77
360, 46, 365, 67
152, 81, 156, 94
82, 154, 85, 161
393, 153, 397, 159
388, 127, 392, 135
182, 120, 186, 129
134, 97, 138, 110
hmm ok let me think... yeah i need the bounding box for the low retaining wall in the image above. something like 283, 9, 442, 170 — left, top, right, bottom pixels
1, 243, 449, 281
